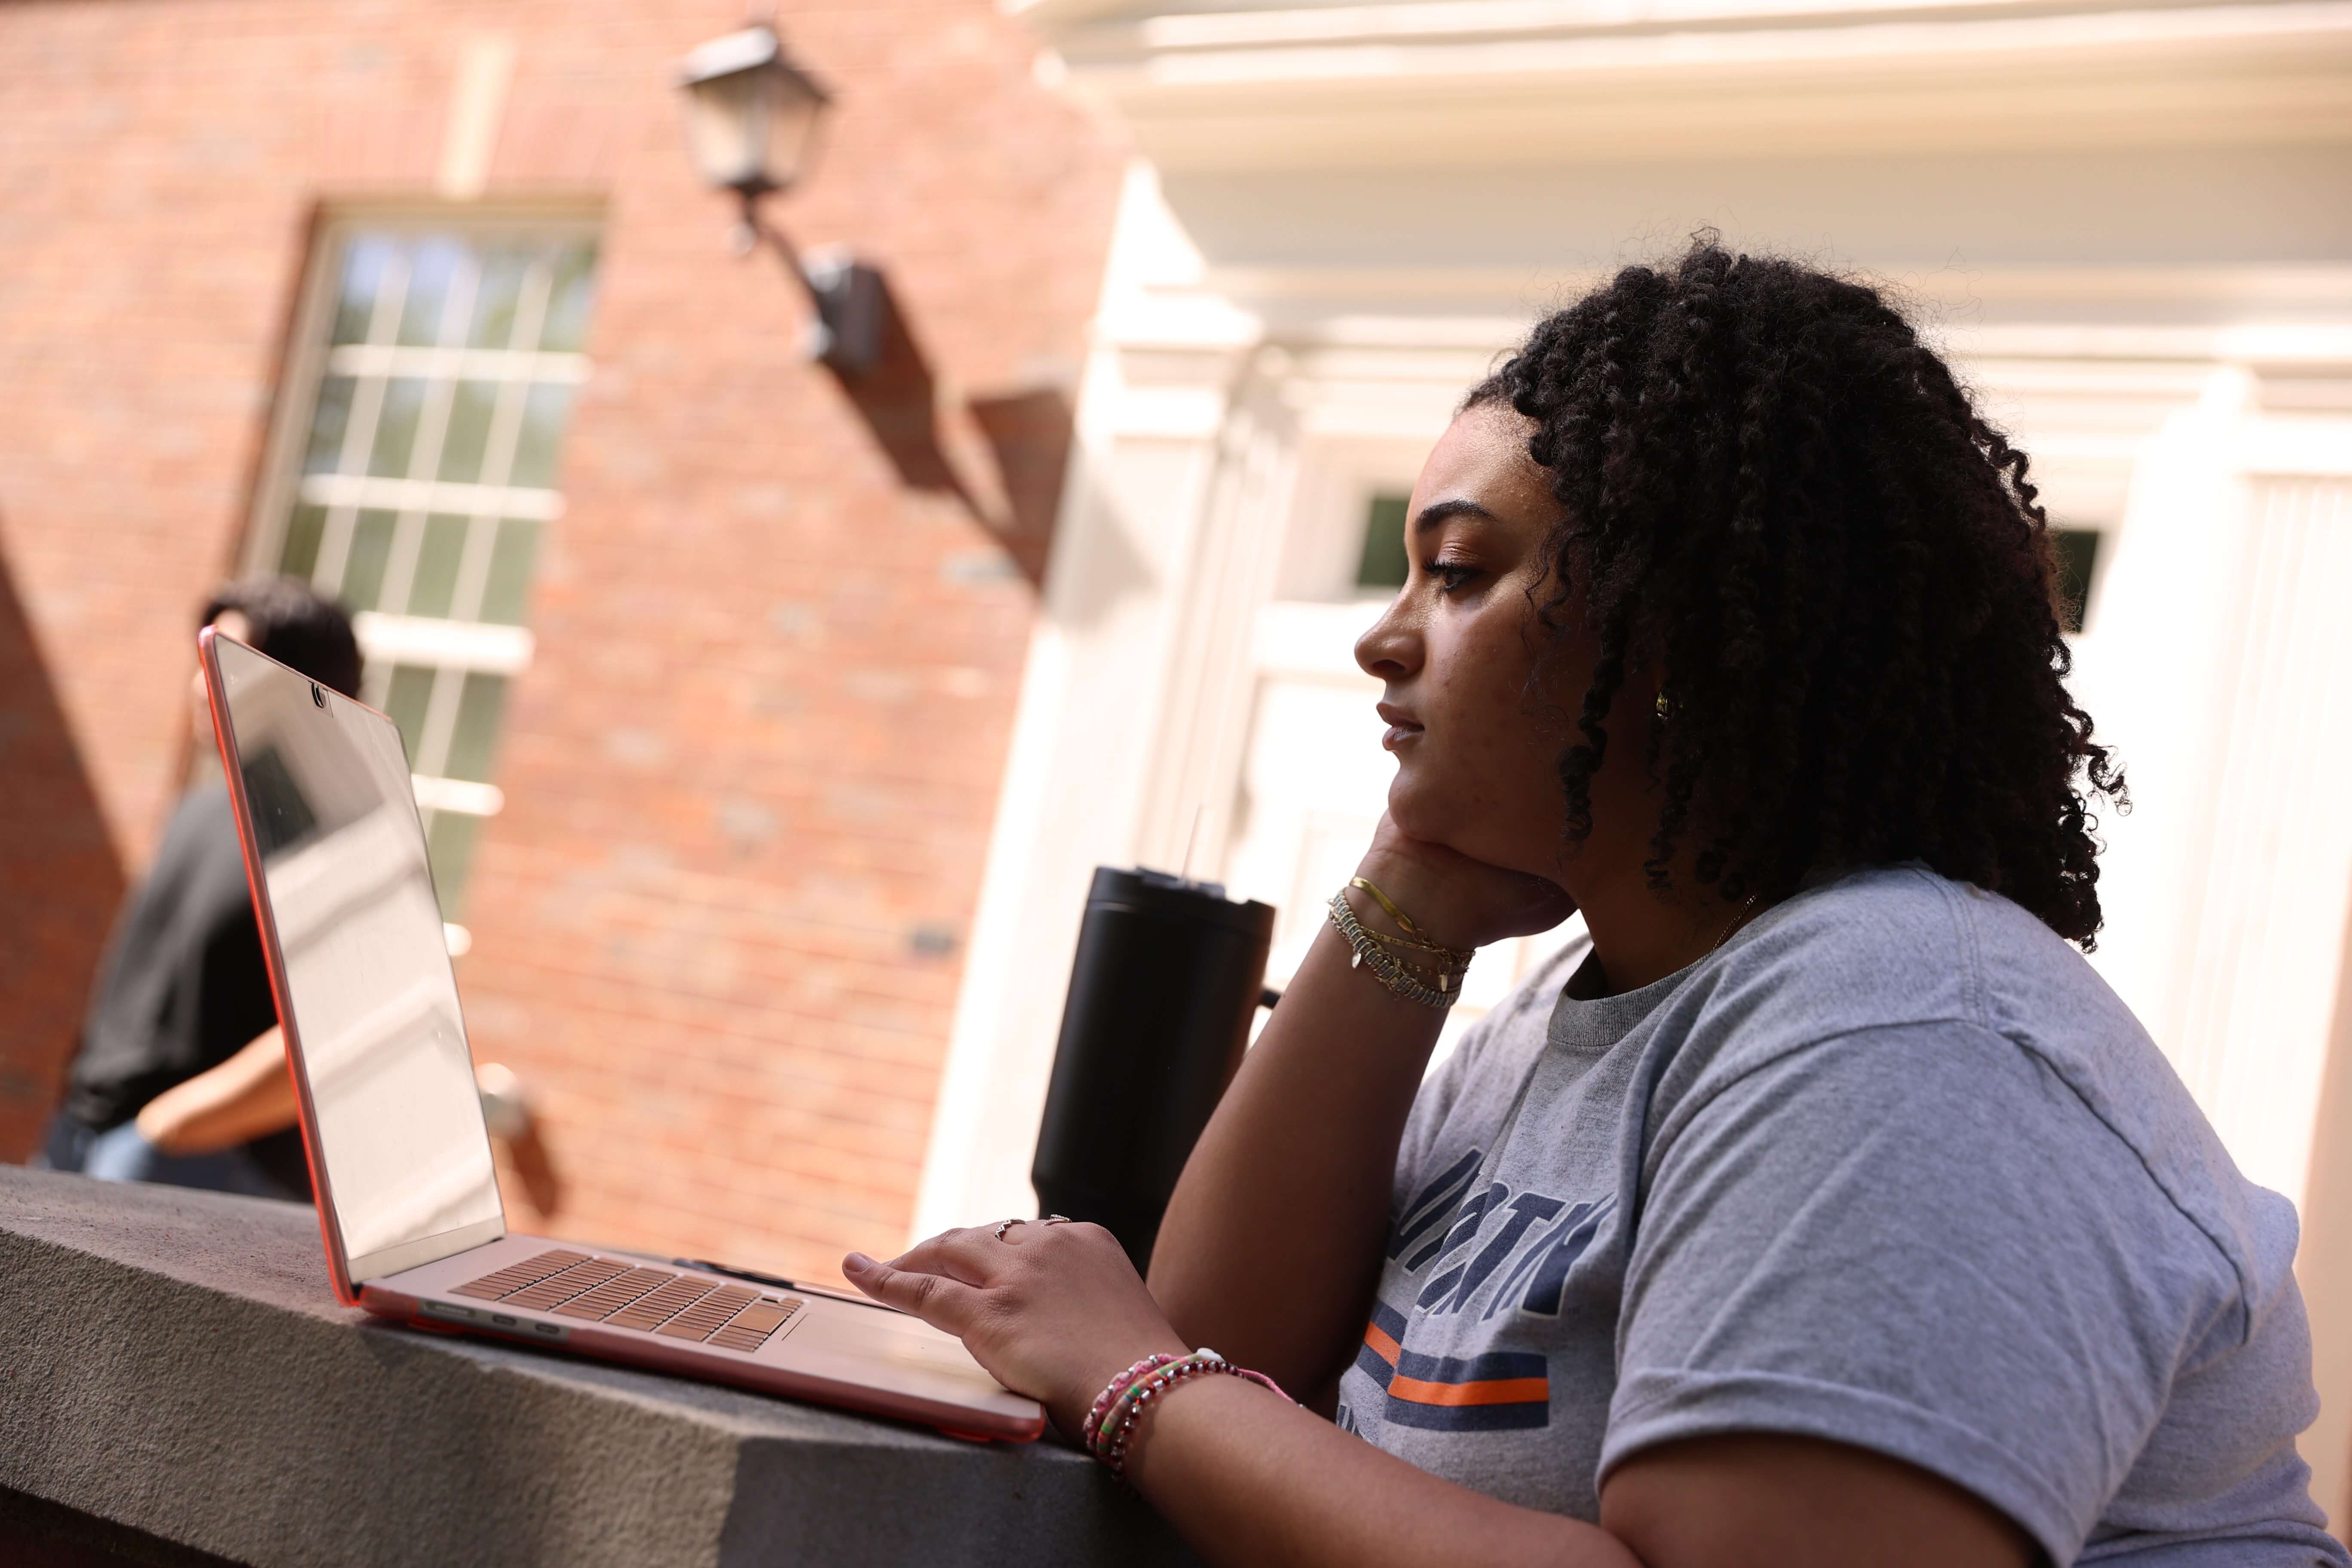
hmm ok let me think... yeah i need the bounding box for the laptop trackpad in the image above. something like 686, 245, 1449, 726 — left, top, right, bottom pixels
789, 1304, 1012, 1401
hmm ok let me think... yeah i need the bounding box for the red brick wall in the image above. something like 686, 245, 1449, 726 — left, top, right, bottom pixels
0, 0, 1124, 1277
0, 546, 125, 1157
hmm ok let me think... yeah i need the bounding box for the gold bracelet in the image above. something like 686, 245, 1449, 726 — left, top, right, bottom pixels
1349, 876, 1426, 934
1362, 926, 1471, 971
1361, 937, 1469, 990
1329, 890, 1462, 1008
1347, 877, 1473, 966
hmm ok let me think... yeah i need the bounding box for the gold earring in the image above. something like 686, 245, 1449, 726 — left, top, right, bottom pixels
1654, 690, 1672, 723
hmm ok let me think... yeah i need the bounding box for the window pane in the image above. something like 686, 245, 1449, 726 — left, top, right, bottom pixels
303, 376, 355, 473
407, 514, 471, 620
279, 503, 327, 582
435, 379, 497, 484
538, 239, 600, 352
2053, 527, 2102, 634
396, 236, 467, 347
426, 809, 482, 921
340, 509, 397, 612
368, 377, 426, 478
331, 236, 397, 346
479, 518, 542, 625
383, 664, 436, 762
467, 243, 534, 350
508, 383, 576, 489
444, 673, 510, 783
1357, 493, 1411, 591
259, 224, 603, 928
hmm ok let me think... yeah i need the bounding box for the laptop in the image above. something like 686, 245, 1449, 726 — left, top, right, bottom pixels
199, 627, 1043, 1443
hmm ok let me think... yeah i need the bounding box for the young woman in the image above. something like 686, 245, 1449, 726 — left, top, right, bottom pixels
845, 243, 2346, 1566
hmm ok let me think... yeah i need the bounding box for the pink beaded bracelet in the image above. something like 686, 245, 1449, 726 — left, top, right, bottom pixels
1090, 1348, 1289, 1476
1081, 1353, 1179, 1454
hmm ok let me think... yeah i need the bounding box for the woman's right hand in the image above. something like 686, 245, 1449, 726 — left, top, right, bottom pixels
1352, 814, 1578, 952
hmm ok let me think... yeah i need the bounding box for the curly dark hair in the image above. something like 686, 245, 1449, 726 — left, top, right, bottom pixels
1473, 238, 2125, 946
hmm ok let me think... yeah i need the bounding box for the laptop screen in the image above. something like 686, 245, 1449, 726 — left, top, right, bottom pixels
210, 634, 502, 1277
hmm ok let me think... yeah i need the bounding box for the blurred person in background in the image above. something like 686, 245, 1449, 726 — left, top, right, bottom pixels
34, 578, 559, 1216
33, 578, 360, 1200
843, 243, 2346, 1568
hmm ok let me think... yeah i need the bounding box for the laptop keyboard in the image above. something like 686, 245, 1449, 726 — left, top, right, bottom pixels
450, 1249, 802, 1351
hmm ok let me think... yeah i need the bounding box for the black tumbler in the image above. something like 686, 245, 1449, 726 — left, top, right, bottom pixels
1031, 867, 1277, 1271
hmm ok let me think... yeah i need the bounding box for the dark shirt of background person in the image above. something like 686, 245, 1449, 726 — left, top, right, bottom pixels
56, 784, 312, 1196
36, 577, 363, 1201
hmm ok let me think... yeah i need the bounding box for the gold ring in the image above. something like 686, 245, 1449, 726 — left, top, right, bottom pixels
992, 1217, 1026, 1240
1041, 1214, 1072, 1225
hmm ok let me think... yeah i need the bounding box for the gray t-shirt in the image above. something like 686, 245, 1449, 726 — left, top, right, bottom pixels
1335, 865, 2344, 1565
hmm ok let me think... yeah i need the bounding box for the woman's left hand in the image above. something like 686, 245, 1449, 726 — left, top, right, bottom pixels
845, 1221, 1187, 1440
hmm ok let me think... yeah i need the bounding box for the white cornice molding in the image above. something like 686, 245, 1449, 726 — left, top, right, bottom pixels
1037, 0, 2352, 58
1029, 0, 2352, 167
1179, 262, 2352, 325
1948, 322, 2352, 361
1099, 265, 2352, 380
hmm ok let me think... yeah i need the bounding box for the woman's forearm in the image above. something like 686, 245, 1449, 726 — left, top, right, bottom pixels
135, 1027, 295, 1154
1127, 1375, 1639, 1568
1148, 917, 1447, 1401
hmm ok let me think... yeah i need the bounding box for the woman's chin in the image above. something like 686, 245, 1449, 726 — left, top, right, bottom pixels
1384, 782, 1459, 851
1387, 783, 1547, 875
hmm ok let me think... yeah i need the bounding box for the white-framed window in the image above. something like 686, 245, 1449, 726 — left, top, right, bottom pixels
2051, 525, 2104, 634
243, 210, 601, 922
1354, 492, 1412, 594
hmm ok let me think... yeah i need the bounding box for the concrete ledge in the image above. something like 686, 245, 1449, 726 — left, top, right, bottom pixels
0, 1167, 1195, 1567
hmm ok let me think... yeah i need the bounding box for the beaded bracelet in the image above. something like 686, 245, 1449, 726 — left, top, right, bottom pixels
1346, 878, 1473, 976
1081, 1353, 1179, 1454
1091, 1348, 1289, 1477
1362, 923, 1470, 967
1329, 889, 1464, 1008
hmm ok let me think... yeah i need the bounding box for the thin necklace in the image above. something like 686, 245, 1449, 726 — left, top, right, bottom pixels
1708, 890, 1763, 955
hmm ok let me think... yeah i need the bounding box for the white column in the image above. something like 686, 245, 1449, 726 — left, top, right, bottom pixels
2073, 383, 2352, 1518
2080, 387, 2352, 1208
911, 165, 1283, 1238
1132, 371, 1301, 882
2169, 472, 2352, 1203
2070, 371, 2259, 1045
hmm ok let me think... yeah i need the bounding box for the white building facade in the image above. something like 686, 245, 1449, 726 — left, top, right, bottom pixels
922, 0, 2352, 1521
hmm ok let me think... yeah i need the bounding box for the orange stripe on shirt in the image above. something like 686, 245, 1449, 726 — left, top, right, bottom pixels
1362, 1323, 1401, 1366
1386, 1374, 1550, 1408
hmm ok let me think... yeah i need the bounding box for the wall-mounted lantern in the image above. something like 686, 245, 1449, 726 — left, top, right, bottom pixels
675, 24, 832, 198
673, 21, 1070, 583
674, 24, 882, 374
